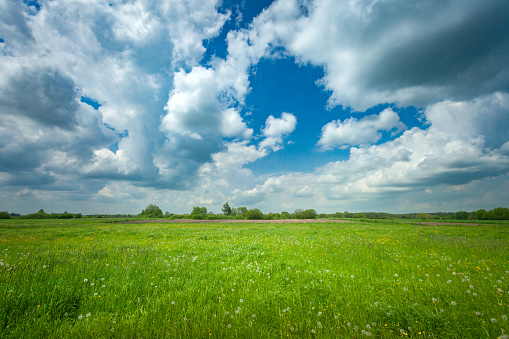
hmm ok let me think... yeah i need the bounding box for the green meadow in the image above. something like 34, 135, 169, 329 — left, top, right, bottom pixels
0, 219, 508, 338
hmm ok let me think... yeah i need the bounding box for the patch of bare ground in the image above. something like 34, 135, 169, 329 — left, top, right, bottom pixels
118, 219, 356, 224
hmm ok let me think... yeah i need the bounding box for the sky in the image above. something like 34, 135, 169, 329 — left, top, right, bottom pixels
1, 0, 509, 215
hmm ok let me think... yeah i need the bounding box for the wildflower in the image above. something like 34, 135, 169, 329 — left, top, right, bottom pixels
239, 299, 243, 303
366, 324, 371, 329
502, 315, 507, 320
492, 318, 497, 323
227, 324, 231, 328
171, 301, 175, 305
84, 279, 88, 283
311, 329, 316, 334
252, 314, 256, 318
86, 313, 91, 318
451, 301, 456, 306
351, 275, 354, 278
400, 329, 405, 334
347, 322, 351, 327
91, 283, 94, 286
318, 312, 322, 316
78, 314, 83, 319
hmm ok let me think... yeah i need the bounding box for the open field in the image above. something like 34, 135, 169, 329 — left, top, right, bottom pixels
0, 219, 508, 338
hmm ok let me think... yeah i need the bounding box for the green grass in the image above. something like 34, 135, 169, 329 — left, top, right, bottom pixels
0, 219, 508, 338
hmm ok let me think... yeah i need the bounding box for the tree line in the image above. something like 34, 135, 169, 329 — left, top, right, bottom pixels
2, 205, 509, 220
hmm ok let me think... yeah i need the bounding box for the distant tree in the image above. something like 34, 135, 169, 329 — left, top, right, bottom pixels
222, 202, 232, 216
246, 208, 263, 220
140, 204, 163, 218
164, 211, 173, 218
236, 207, 248, 216
454, 211, 469, 220
416, 213, 432, 220
293, 209, 304, 219
343, 211, 352, 218
280, 211, 290, 219
302, 209, 317, 219
489, 207, 509, 220
191, 206, 207, 215
0, 211, 11, 219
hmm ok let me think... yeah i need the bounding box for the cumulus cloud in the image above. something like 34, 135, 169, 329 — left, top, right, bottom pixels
318, 108, 406, 150
279, 0, 509, 110
259, 112, 297, 151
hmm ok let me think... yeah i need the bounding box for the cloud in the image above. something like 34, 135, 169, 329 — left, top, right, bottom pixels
262, 112, 297, 137
0, 65, 79, 129
425, 92, 509, 149
259, 112, 297, 151
221, 108, 253, 139
280, 0, 509, 110
318, 108, 406, 150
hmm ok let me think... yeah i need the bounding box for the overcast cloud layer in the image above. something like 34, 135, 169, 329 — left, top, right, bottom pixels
1, 0, 508, 214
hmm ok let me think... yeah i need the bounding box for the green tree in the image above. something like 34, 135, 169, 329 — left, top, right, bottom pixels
246, 208, 263, 220
222, 202, 232, 216
140, 204, 163, 218
416, 213, 432, 220
302, 209, 317, 219
489, 207, 509, 220
455, 211, 469, 220
191, 206, 207, 215
280, 211, 290, 219
0, 211, 11, 219
236, 207, 247, 216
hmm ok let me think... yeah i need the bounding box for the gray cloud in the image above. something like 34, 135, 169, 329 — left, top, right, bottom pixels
0, 67, 79, 129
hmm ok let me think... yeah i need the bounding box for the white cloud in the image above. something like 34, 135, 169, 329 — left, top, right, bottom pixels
221, 108, 253, 139
262, 112, 297, 137
280, 0, 509, 110
318, 108, 406, 150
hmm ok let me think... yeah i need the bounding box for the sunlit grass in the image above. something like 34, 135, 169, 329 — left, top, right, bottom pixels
0, 219, 508, 338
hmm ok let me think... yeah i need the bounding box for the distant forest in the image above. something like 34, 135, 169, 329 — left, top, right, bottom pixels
2, 205, 508, 220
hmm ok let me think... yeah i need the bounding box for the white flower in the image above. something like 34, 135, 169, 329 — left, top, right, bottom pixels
491, 318, 497, 323
78, 314, 83, 319
86, 313, 91, 318
239, 299, 243, 303
451, 301, 456, 306
84, 279, 88, 283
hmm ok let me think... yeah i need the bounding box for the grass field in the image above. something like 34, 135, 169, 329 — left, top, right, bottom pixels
0, 219, 508, 338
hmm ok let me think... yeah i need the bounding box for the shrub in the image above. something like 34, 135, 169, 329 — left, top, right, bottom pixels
0, 211, 11, 219
246, 209, 263, 220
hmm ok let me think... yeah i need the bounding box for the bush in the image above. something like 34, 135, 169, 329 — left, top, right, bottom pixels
139, 204, 163, 218
0, 211, 11, 219
246, 209, 263, 220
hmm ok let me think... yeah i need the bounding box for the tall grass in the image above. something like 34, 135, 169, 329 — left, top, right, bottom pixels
0, 219, 508, 338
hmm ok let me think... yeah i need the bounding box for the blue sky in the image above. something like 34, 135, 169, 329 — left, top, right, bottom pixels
1, 0, 508, 215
